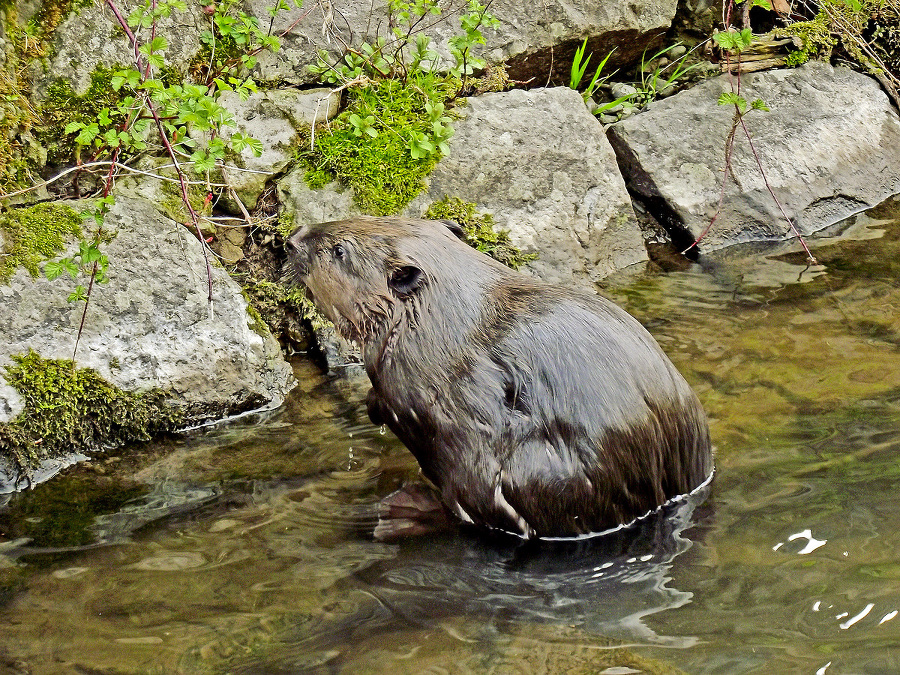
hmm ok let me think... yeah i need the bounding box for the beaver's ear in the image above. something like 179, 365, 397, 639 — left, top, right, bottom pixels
440, 219, 465, 240
389, 264, 424, 297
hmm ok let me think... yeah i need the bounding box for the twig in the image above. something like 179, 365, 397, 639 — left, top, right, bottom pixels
106, 0, 215, 308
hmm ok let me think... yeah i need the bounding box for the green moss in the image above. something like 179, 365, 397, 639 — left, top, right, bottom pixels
159, 178, 211, 227
298, 74, 460, 216
0, 202, 83, 282
39, 67, 126, 165
0, 350, 183, 474
275, 210, 295, 239
775, 11, 838, 64
425, 196, 537, 270
241, 277, 329, 339
775, 0, 898, 80
242, 293, 271, 338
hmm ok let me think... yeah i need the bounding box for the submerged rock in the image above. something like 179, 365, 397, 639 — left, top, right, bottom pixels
607, 61, 900, 251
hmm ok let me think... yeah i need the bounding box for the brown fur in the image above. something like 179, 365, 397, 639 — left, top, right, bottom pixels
287, 216, 713, 539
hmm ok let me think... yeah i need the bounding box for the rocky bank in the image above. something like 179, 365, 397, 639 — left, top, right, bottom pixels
0, 0, 899, 485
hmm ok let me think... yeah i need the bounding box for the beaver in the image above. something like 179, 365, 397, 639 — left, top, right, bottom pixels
286, 216, 713, 540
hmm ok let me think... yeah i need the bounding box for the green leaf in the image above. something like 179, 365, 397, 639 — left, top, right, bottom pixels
718, 91, 747, 114
751, 98, 770, 111
74, 123, 100, 145
43, 261, 64, 281
63, 121, 84, 135
62, 259, 80, 278
68, 286, 88, 303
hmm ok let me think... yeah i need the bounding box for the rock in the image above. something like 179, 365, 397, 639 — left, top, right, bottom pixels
39, 0, 680, 95
277, 173, 361, 228
405, 86, 646, 285
218, 88, 340, 213
36, 0, 206, 98
611, 83, 639, 99
0, 193, 295, 427
607, 62, 900, 251
247, 0, 678, 85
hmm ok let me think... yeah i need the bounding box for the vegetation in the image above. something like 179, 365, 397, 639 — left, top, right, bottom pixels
300, 0, 498, 215
776, 0, 899, 104
0, 350, 182, 477
298, 75, 460, 215
424, 196, 536, 269
0, 202, 83, 282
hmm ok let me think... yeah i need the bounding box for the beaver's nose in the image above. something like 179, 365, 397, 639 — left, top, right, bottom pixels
285, 231, 311, 277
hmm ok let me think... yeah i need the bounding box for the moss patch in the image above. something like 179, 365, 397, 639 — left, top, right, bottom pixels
241, 277, 329, 342
0, 202, 83, 282
776, 0, 899, 82
425, 196, 537, 270
39, 67, 127, 166
297, 74, 460, 216
0, 350, 183, 475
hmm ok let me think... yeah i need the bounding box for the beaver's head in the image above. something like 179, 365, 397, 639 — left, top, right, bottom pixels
285, 217, 467, 346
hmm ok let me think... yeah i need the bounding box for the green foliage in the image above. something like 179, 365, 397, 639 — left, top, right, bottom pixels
714, 28, 755, 54
193, 0, 297, 89
40, 68, 127, 165
0, 350, 183, 473
302, 0, 502, 214
299, 74, 459, 215
241, 277, 329, 338
718, 92, 769, 114
424, 196, 537, 270
775, 0, 899, 94
632, 43, 701, 107
310, 0, 497, 85
0, 203, 83, 282
448, 0, 500, 78
569, 40, 616, 102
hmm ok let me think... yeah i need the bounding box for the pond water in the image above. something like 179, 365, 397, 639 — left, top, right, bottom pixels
1, 198, 900, 674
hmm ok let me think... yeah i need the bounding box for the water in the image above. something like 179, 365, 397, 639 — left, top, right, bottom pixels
1, 198, 900, 674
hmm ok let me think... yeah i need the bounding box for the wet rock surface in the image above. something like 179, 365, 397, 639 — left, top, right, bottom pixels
405, 86, 647, 285
607, 61, 900, 251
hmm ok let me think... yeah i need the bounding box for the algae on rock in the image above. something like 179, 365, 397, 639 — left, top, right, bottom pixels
0, 350, 183, 476
0, 202, 83, 282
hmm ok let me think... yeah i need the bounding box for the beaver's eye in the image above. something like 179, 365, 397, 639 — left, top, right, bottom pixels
333, 244, 346, 261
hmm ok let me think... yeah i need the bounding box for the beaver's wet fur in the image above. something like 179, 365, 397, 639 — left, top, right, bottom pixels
287, 216, 712, 539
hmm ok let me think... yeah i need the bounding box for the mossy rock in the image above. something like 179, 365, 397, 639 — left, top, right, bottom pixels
0, 350, 183, 475
0, 202, 83, 282
425, 196, 537, 270
297, 74, 460, 216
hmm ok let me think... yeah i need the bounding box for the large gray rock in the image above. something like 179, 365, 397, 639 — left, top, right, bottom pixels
40, 0, 677, 95
607, 61, 900, 251
0, 193, 295, 426
254, 0, 677, 85
37, 0, 206, 97
406, 86, 647, 285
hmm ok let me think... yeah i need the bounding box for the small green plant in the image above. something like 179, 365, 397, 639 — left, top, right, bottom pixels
424, 196, 536, 269
632, 43, 701, 107
30, 0, 298, 361
569, 39, 616, 102
775, 0, 899, 105
299, 74, 459, 214
685, 0, 817, 263
306, 0, 497, 203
